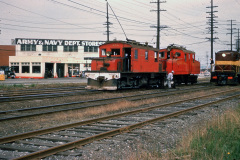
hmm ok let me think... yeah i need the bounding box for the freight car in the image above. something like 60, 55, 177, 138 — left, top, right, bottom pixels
211, 50, 240, 85
85, 41, 200, 90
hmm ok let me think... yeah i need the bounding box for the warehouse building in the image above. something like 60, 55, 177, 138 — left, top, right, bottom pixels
0, 45, 16, 67
9, 38, 105, 79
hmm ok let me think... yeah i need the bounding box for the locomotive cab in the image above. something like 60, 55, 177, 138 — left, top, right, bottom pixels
160, 45, 200, 85
211, 50, 240, 85
85, 41, 167, 90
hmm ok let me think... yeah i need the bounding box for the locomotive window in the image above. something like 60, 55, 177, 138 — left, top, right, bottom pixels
134, 49, 138, 59
193, 54, 195, 62
101, 49, 106, 56
112, 49, 120, 55
167, 52, 170, 59
159, 52, 164, 58
185, 54, 187, 61
145, 51, 148, 60
175, 52, 181, 57
154, 51, 158, 62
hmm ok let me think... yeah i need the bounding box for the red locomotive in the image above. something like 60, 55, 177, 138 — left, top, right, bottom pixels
160, 44, 200, 85
85, 41, 200, 90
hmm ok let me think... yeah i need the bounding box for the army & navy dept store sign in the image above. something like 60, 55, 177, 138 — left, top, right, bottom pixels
15, 38, 105, 46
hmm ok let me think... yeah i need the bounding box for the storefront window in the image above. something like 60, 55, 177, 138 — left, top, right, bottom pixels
11, 63, 19, 73
22, 62, 30, 73
22, 66, 30, 73
68, 64, 80, 76
32, 62, 41, 73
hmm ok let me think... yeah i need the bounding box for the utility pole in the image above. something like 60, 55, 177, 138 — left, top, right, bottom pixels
206, 52, 209, 70
206, 0, 218, 64
227, 20, 236, 51
150, 0, 166, 49
236, 29, 240, 52
104, 0, 112, 41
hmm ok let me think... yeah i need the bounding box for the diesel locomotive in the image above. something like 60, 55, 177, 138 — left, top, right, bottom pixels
211, 50, 240, 85
85, 40, 200, 90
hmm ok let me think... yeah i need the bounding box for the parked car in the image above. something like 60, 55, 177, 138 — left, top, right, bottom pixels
7, 71, 15, 79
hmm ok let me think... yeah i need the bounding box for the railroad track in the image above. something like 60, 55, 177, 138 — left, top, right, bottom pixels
0, 87, 99, 103
0, 85, 215, 122
0, 88, 239, 159
0, 81, 211, 103
0, 86, 85, 97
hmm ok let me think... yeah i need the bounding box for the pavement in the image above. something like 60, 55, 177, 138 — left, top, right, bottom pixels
0, 77, 87, 85
0, 76, 210, 86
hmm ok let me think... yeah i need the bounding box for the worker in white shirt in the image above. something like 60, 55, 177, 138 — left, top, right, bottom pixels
167, 71, 174, 88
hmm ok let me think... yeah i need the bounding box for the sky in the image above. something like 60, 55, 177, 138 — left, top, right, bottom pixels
0, 0, 240, 68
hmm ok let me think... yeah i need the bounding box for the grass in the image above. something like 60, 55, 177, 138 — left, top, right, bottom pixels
164, 105, 240, 160
0, 84, 24, 90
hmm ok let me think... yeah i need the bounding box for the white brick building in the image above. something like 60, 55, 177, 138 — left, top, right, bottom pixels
9, 38, 105, 79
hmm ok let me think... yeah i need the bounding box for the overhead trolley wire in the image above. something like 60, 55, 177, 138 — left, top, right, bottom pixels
0, 1, 103, 32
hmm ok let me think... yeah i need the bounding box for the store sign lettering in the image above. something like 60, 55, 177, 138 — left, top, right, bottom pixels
15, 38, 105, 46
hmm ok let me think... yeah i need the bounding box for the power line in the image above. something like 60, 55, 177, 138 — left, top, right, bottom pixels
0, 1, 102, 32
108, 1, 128, 40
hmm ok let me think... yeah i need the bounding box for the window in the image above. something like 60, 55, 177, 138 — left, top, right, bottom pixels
84, 57, 94, 60
167, 52, 170, 59
11, 62, 19, 73
43, 45, 57, 52
175, 52, 181, 57
145, 51, 148, 60
154, 51, 158, 62
68, 64, 80, 76
101, 49, 106, 56
159, 52, 164, 58
185, 54, 187, 62
64, 46, 78, 52
72, 64, 80, 75
134, 50, 138, 59
20, 44, 36, 51
32, 62, 41, 73
84, 63, 91, 67
193, 54, 195, 62
84, 46, 98, 52
22, 62, 30, 73
111, 49, 120, 55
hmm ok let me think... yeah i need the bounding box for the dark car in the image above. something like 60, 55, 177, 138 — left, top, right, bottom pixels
7, 71, 15, 79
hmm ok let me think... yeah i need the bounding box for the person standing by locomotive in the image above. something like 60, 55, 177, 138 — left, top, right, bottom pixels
167, 71, 174, 88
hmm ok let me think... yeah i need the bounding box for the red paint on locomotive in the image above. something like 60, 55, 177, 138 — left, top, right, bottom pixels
86, 41, 200, 90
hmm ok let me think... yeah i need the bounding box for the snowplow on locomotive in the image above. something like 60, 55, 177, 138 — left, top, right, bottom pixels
85, 41, 200, 90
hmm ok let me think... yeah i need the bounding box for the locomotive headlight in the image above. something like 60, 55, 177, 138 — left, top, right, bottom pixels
222, 53, 226, 57
112, 74, 118, 79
